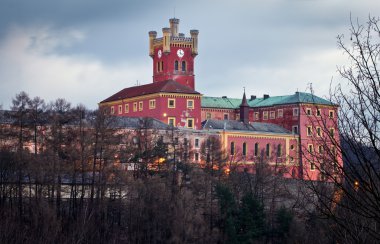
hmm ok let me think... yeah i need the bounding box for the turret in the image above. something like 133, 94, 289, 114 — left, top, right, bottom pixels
162, 27, 171, 54
240, 90, 250, 124
190, 29, 199, 56
148, 31, 157, 57
169, 18, 180, 37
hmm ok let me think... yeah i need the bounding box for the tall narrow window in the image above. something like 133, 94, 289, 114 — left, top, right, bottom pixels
182, 61, 186, 71
266, 144, 271, 157
277, 144, 282, 157
230, 142, 235, 155
243, 142, 247, 156
254, 143, 259, 157
174, 60, 179, 71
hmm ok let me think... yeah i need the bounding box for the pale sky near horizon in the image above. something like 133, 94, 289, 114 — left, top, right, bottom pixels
0, 0, 379, 109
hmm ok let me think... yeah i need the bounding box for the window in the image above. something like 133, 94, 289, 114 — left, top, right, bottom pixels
195, 138, 200, 148
110, 106, 115, 114
254, 112, 259, 120
293, 108, 299, 116
133, 102, 137, 112
118, 105, 122, 114
187, 99, 194, 109
316, 109, 321, 117
195, 152, 199, 161
206, 112, 211, 119
168, 99, 176, 108
306, 108, 312, 116
278, 109, 283, 118
329, 128, 335, 137
182, 61, 186, 71
329, 110, 334, 118
290, 156, 294, 162
187, 118, 194, 129
174, 60, 179, 71
157, 61, 163, 72
308, 144, 314, 153
125, 104, 129, 113
292, 125, 299, 134
224, 113, 229, 120
242, 142, 247, 156
266, 143, 271, 157
139, 101, 143, 111
270, 111, 275, 119
263, 111, 268, 120
310, 162, 316, 170
277, 144, 282, 157
168, 117, 176, 127
230, 142, 235, 155
318, 145, 323, 154
149, 99, 156, 109
307, 126, 312, 136
316, 127, 321, 137
254, 143, 259, 157
290, 144, 295, 150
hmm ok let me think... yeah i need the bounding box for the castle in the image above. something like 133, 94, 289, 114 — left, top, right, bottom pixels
99, 18, 341, 181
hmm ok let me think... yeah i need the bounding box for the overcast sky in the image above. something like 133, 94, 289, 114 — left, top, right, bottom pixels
0, 0, 379, 109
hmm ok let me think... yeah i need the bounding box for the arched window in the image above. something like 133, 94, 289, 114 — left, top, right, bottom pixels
174, 60, 179, 71
230, 142, 235, 155
254, 143, 259, 157
243, 142, 247, 156
277, 144, 282, 157
182, 61, 186, 71
266, 143, 271, 157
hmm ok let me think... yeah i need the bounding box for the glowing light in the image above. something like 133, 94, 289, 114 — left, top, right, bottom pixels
163, 113, 167, 117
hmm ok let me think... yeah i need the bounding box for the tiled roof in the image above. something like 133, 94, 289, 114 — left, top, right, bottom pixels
202, 92, 335, 109
100, 80, 200, 103
202, 119, 291, 134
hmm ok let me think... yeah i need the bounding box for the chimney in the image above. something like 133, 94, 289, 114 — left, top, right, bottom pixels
222, 96, 227, 98
263, 94, 270, 99
169, 18, 180, 37
250, 95, 256, 100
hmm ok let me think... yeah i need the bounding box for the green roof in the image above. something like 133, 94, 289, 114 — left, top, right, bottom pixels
201, 92, 335, 109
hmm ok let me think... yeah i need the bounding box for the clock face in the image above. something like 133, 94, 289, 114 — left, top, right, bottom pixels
177, 49, 184, 58
157, 50, 162, 58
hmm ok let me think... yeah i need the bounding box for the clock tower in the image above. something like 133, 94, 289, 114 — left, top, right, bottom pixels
149, 18, 199, 90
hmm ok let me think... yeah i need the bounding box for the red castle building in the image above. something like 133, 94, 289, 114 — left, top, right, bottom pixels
99, 18, 342, 181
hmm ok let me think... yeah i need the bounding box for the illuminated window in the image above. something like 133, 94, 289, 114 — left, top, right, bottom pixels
318, 145, 323, 154
266, 143, 271, 157
306, 108, 312, 116
182, 61, 186, 71
293, 108, 299, 116
254, 112, 259, 120
168, 99, 176, 108
149, 99, 156, 109
186, 118, 194, 129
329, 110, 334, 118
133, 102, 137, 112
125, 104, 129, 113
263, 111, 268, 120
307, 126, 312, 136
230, 142, 235, 155
292, 125, 299, 134
277, 109, 283, 118
168, 117, 176, 127
187, 99, 194, 109
224, 113, 229, 120
118, 105, 122, 114
110, 106, 115, 114
139, 101, 143, 111
310, 162, 316, 170
206, 112, 211, 119
270, 111, 275, 119
254, 143, 259, 157
330, 128, 335, 137
308, 144, 314, 153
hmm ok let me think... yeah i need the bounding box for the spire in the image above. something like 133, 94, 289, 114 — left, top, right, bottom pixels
240, 87, 250, 124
